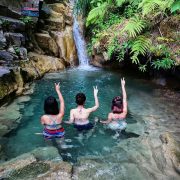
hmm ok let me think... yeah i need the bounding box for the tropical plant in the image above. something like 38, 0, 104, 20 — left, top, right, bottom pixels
86, 2, 109, 26
170, 0, 180, 13
139, 0, 175, 17
130, 35, 152, 64
152, 58, 175, 70
122, 15, 147, 38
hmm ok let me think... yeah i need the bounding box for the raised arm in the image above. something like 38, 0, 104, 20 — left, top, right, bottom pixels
55, 83, 65, 117
121, 78, 127, 117
87, 86, 99, 113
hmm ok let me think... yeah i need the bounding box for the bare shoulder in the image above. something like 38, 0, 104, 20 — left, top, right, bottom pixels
41, 115, 47, 120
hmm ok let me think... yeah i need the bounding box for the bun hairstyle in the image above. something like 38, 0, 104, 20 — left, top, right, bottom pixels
76, 93, 86, 105
111, 96, 123, 114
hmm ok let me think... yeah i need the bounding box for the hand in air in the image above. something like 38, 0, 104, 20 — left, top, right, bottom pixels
121, 77, 125, 86
55, 82, 60, 92
93, 86, 98, 96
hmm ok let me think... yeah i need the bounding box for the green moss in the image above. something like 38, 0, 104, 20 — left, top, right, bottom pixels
8, 162, 50, 180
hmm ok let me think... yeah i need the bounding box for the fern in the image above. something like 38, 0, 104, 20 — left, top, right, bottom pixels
122, 15, 147, 38
116, 0, 126, 7
139, 0, 175, 17
130, 35, 152, 64
171, 0, 180, 13
152, 58, 175, 70
86, 2, 108, 26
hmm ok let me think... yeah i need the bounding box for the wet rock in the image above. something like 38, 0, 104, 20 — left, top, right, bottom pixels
51, 26, 77, 66
0, 16, 25, 32
0, 153, 37, 179
38, 161, 72, 180
31, 146, 62, 161
28, 52, 65, 76
160, 132, 180, 174
0, 50, 14, 61
35, 33, 59, 57
4, 32, 25, 46
0, 30, 6, 49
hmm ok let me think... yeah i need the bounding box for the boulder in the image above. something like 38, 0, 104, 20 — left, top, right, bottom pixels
4, 32, 25, 46
0, 50, 14, 61
28, 52, 65, 76
0, 30, 6, 49
45, 17, 65, 31
31, 146, 62, 161
19, 47, 27, 60
35, 33, 59, 57
0, 153, 37, 178
38, 161, 72, 180
0, 16, 25, 32
48, 3, 66, 15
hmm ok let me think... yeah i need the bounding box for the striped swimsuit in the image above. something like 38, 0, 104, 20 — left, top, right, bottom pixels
43, 115, 65, 139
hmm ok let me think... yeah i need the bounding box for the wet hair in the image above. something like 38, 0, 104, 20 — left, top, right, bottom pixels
76, 93, 86, 105
111, 96, 123, 114
44, 96, 59, 115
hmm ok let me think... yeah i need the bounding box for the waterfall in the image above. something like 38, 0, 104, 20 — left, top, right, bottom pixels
73, 18, 90, 66
71, 0, 90, 67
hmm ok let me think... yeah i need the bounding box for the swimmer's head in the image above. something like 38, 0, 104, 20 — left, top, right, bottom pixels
111, 96, 123, 114
44, 96, 59, 115
76, 93, 86, 105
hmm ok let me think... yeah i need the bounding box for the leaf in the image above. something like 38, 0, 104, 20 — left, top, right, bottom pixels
130, 35, 152, 64
171, 1, 180, 13
122, 15, 147, 38
86, 2, 108, 27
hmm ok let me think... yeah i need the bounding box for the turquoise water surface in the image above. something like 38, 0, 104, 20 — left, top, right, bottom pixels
4, 68, 158, 162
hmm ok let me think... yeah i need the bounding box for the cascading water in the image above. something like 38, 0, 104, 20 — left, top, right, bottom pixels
72, 1, 90, 67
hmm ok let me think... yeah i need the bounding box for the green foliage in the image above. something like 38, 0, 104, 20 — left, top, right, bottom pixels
20, 16, 33, 25
122, 15, 147, 38
13, 46, 20, 55
130, 35, 152, 64
1, 19, 10, 31
139, 0, 175, 17
116, 0, 126, 7
170, 0, 180, 13
86, 2, 108, 27
152, 58, 175, 70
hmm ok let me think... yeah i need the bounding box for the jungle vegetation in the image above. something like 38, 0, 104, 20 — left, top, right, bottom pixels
75, 0, 180, 71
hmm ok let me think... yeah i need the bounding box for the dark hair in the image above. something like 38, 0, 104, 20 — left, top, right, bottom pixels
76, 93, 86, 105
111, 96, 123, 114
44, 96, 59, 115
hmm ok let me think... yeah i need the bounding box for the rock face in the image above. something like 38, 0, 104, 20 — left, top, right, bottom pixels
35, 2, 78, 66
0, 52, 65, 104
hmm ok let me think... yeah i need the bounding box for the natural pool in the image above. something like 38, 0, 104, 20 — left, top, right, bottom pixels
1, 67, 180, 179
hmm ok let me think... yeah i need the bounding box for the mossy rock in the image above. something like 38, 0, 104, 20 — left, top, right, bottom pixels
7, 162, 50, 180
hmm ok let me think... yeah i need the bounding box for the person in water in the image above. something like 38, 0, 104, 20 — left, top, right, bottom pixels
65, 86, 99, 131
100, 78, 127, 131
41, 82, 65, 140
